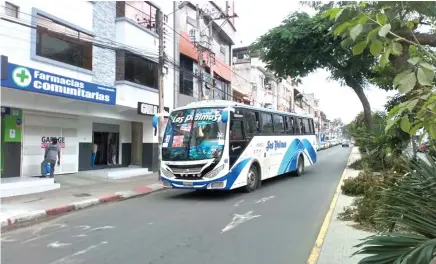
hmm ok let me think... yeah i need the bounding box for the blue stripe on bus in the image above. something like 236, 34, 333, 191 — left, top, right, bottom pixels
277, 138, 316, 174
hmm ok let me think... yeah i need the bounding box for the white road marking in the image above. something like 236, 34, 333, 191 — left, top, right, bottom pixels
255, 196, 275, 204
21, 234, 50, 244
1, 236, 16, 242
72, 225, 114, 238
75, 225, 91, 230
233, 199, 244, 207
49, 241, 108, 264
47, 241, 72, 248
221, 211, 261, 233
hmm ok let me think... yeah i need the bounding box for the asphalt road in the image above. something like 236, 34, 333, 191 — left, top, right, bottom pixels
2, 146, 351, 264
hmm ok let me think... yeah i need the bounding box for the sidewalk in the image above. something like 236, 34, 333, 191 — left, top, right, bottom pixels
317, 147, 374, 264
1, 173, 163, 228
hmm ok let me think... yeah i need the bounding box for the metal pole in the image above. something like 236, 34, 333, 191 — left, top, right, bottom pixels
157, 10, 165, 179
209, 18, 214, 100
196, 4, 203, 101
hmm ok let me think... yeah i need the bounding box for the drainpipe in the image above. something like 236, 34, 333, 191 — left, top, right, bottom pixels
173, 1, 179, 108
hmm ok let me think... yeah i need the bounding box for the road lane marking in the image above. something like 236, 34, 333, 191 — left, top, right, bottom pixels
234, 200, 244, 207
255, 196, 275, 204
33, 224, 67, 235
306, 150, 354, 264
49, 241, 108, 264
47, 241, 72, 248
1, 236, 16, 242
221, 211, 261, 233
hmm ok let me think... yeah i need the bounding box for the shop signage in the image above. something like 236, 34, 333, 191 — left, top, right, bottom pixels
41, 136, 65, 148
1, 63, 117, 105
137, 102, 169, 116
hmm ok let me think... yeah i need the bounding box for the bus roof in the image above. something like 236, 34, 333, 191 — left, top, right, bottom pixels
171, 100, 314, 118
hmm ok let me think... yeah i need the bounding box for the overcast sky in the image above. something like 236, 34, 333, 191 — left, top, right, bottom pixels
230, 1, 397, 123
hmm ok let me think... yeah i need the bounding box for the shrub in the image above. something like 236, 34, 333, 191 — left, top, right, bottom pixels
348, 159, 363, 170
341, 170, 377, 196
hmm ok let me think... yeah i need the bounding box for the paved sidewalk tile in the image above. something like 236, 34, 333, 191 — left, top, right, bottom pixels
1, 173, 162, 227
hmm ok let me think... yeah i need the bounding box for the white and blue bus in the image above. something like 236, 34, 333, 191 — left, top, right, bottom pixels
155, 100, 317, 192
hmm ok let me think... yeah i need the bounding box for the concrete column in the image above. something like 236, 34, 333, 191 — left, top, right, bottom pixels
130, 121, 143, 166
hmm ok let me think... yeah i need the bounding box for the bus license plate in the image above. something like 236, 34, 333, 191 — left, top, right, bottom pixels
183, 181, 193, 187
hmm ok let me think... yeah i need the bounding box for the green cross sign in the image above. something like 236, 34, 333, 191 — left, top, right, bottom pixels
12, 66, 32, 88
16, 70, 29, 83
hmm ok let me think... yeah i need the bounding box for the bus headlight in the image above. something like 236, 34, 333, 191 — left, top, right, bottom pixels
203, 164, 224, 179
161, 167, 174, 178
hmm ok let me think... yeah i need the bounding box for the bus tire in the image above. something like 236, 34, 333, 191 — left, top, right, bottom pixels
295, 155, 305, 177
243, 165, 259, 193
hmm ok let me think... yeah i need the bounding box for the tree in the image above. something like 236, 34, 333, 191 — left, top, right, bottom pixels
251, 12, 379, 129
324, 1, 436, 139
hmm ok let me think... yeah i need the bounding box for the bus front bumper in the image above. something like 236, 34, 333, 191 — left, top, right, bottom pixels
160, 176, 228, 190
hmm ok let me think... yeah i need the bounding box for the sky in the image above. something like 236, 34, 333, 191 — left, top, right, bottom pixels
231, 1, 397, 124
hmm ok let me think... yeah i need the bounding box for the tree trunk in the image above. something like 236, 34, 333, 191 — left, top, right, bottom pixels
345, 77, 373, 130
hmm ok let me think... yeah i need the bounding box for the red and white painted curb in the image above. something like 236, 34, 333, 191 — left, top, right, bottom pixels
2, 183, 163, 228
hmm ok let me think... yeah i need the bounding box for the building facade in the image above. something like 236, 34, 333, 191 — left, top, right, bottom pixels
0, 1, 176, 178
175, 1, 236, 107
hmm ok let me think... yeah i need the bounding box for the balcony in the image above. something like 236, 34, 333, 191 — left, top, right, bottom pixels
115, 1, 159, 55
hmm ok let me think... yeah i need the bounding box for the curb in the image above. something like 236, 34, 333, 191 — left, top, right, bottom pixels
1, 183, 164, 228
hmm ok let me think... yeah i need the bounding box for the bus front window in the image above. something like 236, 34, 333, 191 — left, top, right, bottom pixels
162, 108, 227, 161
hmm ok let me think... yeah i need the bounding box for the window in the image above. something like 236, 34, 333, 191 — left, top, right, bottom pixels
295, 118, 302, 134
244, 110, 259, 137
260, 113, 273, 134
230, 111, 244, 140
123, 52, 158, 89
273, 115, 285, 134
5, 2, 18, 18
309, 119, 315, 134
36, 14, 93, 70
179, 55, 194, 96
116, 1, 158, 33
302, 118, 311, 134
286, 116, 295, 134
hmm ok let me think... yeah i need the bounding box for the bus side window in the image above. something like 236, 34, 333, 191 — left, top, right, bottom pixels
273, 114, 285, 134
309, 118, 315, 134
230, 113, 244, 140
283, 116, 289, 133
243, 110, 258, 138
260, 113, 273, 134
288, 116, 295, 134
303, 118, 310, 135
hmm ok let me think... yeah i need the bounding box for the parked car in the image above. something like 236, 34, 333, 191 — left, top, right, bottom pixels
342, 140, 350, 147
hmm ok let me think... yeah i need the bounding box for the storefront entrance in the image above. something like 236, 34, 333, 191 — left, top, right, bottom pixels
93, 131, 119, 166
1, 107, 23, 178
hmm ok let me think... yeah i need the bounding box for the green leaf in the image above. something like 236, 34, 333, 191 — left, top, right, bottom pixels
398, 72, 417, 94
329, 8, 342, 20
400, 116, 411, 133
322, 9, 333, 18
394, 70, 412, 86
392, 42, 403, 56
407, 21, 415, 29
406, 99, 419, 111
335, 9, 344, 21
352, 41, 367, 55
378, 24, 391, 37
380, 47, 391, 67
425, 122, 436, 138
385, 119, 396, 132
417, 68, 433, 86
409, 123, 423, 136
376, 13, 388, 25
419, 62, 434, 71
369, 40, 383, 56
334, 22, 352, 35
359, 1, 367, 7
350, 24, 363, 41
356, 15, 369, 24
341, 37, 354, 49
366, 27, 380, 43
408, 57, 420, 65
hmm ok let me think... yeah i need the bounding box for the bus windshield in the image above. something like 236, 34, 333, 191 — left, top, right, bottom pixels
162, 108, 227, 161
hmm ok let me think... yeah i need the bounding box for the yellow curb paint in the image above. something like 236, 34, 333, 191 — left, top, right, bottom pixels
307, 150, 354, 264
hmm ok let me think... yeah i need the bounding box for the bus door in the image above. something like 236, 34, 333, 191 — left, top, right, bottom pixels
228, 108, 247, 168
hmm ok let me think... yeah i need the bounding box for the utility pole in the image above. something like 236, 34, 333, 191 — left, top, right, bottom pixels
157, 9, 165, 178
196, 4, 203, 101
209, 20, 215, 99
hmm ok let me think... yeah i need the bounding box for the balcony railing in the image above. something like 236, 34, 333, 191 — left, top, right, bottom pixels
116, 1, 158, 34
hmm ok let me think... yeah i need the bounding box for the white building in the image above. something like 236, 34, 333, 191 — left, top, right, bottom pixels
232, 47, 293, 110
0, 1, 176, 185
175, 1, 236, 107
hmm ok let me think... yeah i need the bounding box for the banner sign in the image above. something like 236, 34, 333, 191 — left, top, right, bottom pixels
1, 63, 117, 105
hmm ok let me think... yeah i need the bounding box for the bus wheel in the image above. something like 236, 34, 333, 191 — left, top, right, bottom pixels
295, 155, 305, 176
244, 166, 259, 193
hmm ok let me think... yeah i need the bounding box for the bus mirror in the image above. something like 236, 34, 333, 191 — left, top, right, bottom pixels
152, 115, 159, 128
221, 110, 229, 123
